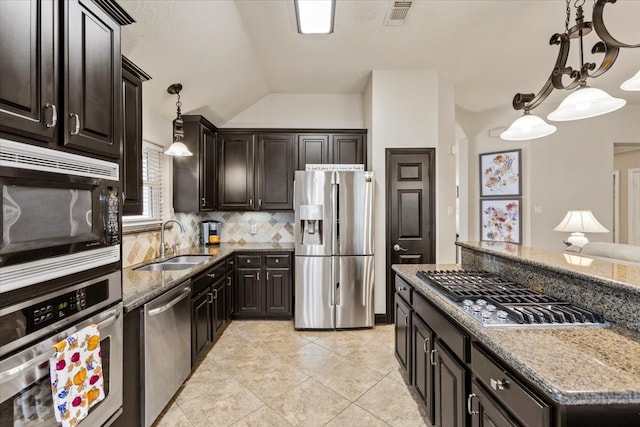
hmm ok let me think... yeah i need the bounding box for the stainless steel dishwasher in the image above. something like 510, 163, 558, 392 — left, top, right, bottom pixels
142, 280, 192, 427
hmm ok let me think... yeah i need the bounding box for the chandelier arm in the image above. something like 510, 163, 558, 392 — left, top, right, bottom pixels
586, 41, 620, 79
593, 0, 640, 49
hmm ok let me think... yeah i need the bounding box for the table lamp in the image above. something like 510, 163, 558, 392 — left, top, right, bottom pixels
554, 210, 609, 247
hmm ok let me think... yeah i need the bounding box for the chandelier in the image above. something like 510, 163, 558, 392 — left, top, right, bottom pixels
501, 0, 639, 141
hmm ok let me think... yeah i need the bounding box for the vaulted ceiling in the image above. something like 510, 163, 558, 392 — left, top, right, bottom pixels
119, 0, 640, 126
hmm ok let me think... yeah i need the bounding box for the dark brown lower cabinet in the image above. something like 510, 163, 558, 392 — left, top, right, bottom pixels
236, 267, 262, 317
412, 313, 435, 424
470, 381, 519, 427
434, 340, 467, 427
212, 277, 226, 337
191, 287, 212, 364
394, 293, 412, 381
265, 267, 291, 316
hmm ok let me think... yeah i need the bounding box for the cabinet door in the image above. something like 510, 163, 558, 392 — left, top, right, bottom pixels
121, 66, 143, 215
330, 134, 365, 166
394, 294, 412, 382
412, 314, 435, 424
200, 127, 217, 210
295, 134, 329, 170
225, 273, 235, 320
64, 0, 121, 158
434, 340, 467, 427
191, 289, 212, 365
470, 381, 519, 427
236, 267, 262, 317
265, 268, 292, 317
0, 0, 57, 143
212, 279, 226, 338
218, 133, 255, 210
257, 134, 294, 210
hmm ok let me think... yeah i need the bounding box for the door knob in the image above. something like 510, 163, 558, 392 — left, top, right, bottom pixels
393, 244, 408, 252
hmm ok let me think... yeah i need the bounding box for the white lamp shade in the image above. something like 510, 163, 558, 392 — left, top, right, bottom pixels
500, 114, 557, 141
547, 87, 626, 121
554, 210, 609, 233
164, 141, 193, 156
621, 70, 640, 91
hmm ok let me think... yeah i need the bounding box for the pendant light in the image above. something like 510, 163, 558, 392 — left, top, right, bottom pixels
547, 85, 626, 121
500, 111, 557, 141
621, 70, 640, 91
165, 83, 193, 157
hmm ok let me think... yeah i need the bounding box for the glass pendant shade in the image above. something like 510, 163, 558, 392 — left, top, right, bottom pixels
621, 70, 640, 91
547, 87, 626, 121
164, 141, 192, 156
500, 114, 557, 141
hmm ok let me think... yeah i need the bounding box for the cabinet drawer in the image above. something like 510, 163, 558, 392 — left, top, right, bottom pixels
237, 255, 262, 267
471, 344, 550, 427
395, 276, 412, 304
208, 262, 227, 281
265, 254, 290, 267
413, 292, 468, 362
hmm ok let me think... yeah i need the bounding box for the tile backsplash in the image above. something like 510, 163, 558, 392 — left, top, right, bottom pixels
122, 211, 294, 268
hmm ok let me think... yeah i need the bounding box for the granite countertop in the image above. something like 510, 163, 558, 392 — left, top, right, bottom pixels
457, 241, 640, 295
122, 242, 294, 312
393, 263, 640, 406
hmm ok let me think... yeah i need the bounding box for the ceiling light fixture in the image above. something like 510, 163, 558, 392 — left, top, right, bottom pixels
500, 111, 557, 141
621, 70, 640, 91
503, 0, 639, 141
294, 0, 335, 34
165, 83, 192, 157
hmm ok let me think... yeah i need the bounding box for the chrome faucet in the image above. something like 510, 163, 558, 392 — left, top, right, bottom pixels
160, 219, 185, 258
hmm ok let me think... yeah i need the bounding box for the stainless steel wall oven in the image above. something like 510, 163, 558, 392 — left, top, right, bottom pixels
0, 271, 123, 426
0, 139, 121, 293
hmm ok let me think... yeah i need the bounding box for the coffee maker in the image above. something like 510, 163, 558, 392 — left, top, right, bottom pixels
201, 220, 221, 245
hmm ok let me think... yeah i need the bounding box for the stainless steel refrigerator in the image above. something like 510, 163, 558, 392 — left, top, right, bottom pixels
294, 170, 374, 329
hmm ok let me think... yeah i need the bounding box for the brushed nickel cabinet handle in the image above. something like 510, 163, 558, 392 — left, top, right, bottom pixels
201, 197, 206, 207
430, 349, 437, 366
207, 273, 216, 279
45, 103, 57, 128
207, 292, 214, 303
404, 314, 409, 326
258, 198, 262, 207
250, 198, 253, 207
70, 113, 80, 135
467, 393, 478, 416
257, 272, 260, 281
491, 378, 507, 391
227, 276, 231, 286
423, 338, 429, 354
266, 271, 269, 281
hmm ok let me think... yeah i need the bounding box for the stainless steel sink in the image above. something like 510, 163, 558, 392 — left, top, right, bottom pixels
135, 263, 197, 272
163, 256, 213, 264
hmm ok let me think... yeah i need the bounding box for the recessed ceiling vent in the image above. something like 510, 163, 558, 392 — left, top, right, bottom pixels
384, 1, 413, 26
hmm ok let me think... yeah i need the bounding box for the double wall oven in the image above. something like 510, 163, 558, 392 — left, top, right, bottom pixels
0, 138, 123, 426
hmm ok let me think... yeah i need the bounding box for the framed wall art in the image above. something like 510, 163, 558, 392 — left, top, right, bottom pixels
479, 149, 521, 197
480, 198, 521, 244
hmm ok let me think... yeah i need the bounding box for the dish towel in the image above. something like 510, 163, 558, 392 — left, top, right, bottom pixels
49, 324, 105, 427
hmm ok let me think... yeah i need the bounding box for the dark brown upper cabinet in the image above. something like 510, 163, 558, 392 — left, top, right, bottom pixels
121, 57, 150, 216
0, 0, 133, 160
173, 115, 218, 212
62, 0, 124, 158
295, 131, 367, 170
218, 132, 294, 211
0, 0, 58, 144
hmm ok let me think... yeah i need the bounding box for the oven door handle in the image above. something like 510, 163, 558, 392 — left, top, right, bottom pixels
0, 350, 54, 384
97, 307, 121, 330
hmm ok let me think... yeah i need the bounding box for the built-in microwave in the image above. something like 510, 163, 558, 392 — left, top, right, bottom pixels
0, 139, 121, 293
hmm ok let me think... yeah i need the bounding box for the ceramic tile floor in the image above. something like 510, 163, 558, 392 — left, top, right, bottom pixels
153, 320, 428, 427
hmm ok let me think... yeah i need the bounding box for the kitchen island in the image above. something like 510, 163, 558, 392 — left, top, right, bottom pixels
392, 242, 640, 427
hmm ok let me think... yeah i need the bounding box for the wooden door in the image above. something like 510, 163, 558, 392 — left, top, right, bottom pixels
64, 0, 121, 158
0, 0, 57, 143
413, 313, 435, 424
295, 134, 329, 170
191, 289, 212, 365
121, 65, 143, 215
218, 133, 254, 210
386, 149, 436, 322
330, 134, 365, 166
225, 273, 234, 319
394, 294, 412, 381
212, 279, 226, 337
434, 341, 467, 427
236, 268, 262, 317
470, 381, 518, 427
265, 268, 291, 316
200, 128, 217, 211
257, 133, 294, 210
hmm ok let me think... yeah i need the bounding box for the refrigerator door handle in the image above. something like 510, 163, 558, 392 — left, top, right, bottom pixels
335, 282, 340, 306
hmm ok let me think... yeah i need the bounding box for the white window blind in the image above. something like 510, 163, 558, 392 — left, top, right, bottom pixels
123, 141, 164, 224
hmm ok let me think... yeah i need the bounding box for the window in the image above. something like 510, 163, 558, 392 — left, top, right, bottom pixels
123, 141, 164, 225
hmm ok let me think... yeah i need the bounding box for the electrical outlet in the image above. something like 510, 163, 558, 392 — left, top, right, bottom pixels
250, 224, 258, 234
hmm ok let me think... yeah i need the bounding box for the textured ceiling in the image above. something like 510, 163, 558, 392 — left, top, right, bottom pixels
119, 0, 640, 125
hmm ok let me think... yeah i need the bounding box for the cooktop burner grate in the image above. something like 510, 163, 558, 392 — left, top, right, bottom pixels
415, 270, 608, 328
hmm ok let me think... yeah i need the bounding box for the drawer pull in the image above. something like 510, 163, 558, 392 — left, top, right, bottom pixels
398, 286, 407, 291
430, 349, 437, 366
491, 378, 507, 391
275, 259, 279, 263
423, 338, 429, 354
467, 393, 478, 416
207, 273, 216, 279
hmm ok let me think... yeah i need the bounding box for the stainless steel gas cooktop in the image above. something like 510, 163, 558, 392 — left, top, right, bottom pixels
416, 270, 609, 329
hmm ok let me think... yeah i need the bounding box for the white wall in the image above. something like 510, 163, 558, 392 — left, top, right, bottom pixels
457, 104, 640, 252
369, 69, 457, 313
221, 93, 364, 128
142, 108, 172, 148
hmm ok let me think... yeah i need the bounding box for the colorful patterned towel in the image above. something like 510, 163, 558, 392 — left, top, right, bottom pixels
49, 324, 105, 427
